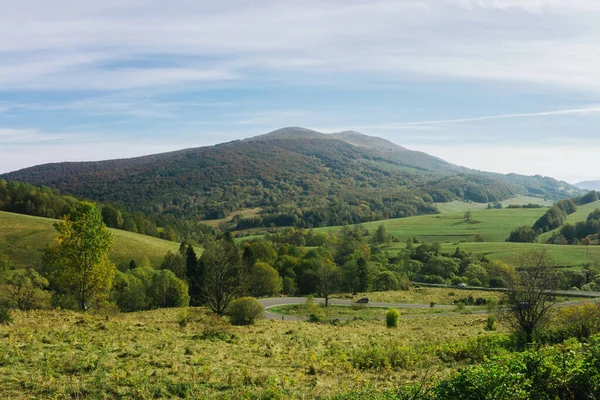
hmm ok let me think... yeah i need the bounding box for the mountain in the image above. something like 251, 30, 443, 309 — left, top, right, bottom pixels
575, 180, 600, 191
0, 127, 581, 230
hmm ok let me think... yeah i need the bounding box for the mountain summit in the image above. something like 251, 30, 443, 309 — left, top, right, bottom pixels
0, 128, 579, 230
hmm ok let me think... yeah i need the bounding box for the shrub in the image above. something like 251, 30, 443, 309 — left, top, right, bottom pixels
226, 297, 264, 326
386, 308, 400, 328
309, 313, 323, 323
485, 315, 496, 331
0, 306, 13, 324
146, 270, 189, 308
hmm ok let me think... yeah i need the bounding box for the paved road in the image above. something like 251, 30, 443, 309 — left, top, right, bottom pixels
259, 297, 454, 321
259, 296, 600, 321
413, 282, 600, 298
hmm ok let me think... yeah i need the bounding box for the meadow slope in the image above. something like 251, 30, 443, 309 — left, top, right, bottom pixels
0, 211, 182, 269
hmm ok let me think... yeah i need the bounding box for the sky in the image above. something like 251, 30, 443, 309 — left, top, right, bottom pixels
2, 0, 600, 184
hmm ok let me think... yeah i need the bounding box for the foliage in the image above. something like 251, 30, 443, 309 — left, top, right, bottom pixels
0, 306, 12, 324
386, 308, 400, 328
160, 250, 187, 280
147, 269, 190, 308
42, 202, 116, 311
506, 225, 538, 243
248, 262, 282, 297
3, 268, 49, 310
501, 249, 558, 343
226, 297, 264, 326
200, 235, 243, 315
0, 179, 214, 243
1, 131, 578, 234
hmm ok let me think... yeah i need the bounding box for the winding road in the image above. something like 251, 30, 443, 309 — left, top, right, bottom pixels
259, 297, 456, 321
258, 295, 600, 321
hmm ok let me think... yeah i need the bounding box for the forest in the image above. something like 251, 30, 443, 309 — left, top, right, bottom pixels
1, 129, 579, 232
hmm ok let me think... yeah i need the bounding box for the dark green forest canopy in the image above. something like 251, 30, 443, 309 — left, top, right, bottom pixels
1, 128, 580, 230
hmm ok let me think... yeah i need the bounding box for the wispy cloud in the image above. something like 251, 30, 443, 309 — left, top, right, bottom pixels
0, 128, 67, 144
2, 1, 600, 91
368, 107, 600, 129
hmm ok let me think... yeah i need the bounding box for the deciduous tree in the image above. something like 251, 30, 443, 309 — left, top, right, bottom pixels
43, 202, 116, 311
501, 249, 558, 343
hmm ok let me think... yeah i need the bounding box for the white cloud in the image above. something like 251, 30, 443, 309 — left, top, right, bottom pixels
0, 128, 67, 144
2, 0, 600, 91
359, 107, 600, 129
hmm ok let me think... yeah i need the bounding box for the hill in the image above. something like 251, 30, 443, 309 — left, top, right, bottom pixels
0, 211, 182, 269
0, 127, 580, 230
576, 180, 600, 191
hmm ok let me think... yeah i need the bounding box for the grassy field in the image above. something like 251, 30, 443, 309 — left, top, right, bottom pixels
314, 207, 547, 243
268, 304, 459, 318
538, 199, 600, 242
348, 287, 504, 305
202, 207, 263, 229
0, 307, 504, 399
0, 211, 184, 269
434, 195, 552, 214
380, 241, 600, 267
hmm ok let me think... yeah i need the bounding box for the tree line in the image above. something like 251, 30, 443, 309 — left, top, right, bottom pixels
0, 179, 215, 244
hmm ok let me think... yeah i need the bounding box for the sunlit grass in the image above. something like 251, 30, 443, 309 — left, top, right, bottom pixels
0, 211, 184, 268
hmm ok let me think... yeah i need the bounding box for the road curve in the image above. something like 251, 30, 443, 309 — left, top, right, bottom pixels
259, 297, 454, 321
259, 296, 600, 321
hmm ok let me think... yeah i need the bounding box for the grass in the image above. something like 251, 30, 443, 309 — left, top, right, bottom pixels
538, 199, 600, 242
314, 207, 547, 243
0, 211, 187, 269
202, 207, 263, 229
268, 304, 475, 318
0, 307, 505, 399
347, 288, 504, 305
434, 195, 551, 214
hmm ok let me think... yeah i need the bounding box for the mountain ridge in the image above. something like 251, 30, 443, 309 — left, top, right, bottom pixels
0, 127, 581, 230
576, 180, 600, 191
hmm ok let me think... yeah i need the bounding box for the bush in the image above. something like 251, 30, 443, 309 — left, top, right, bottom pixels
386, 308, 400, 328
309, 313, 323, 323
485, 315, 496, 331
0, 306, 13, 324
226, 297, 264, 326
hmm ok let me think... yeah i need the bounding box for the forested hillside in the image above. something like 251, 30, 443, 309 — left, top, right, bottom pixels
0, 180, 214, 243
1, 127, 580, 230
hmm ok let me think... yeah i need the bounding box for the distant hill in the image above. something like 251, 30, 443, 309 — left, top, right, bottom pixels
0, 127, 581, 230
575, 180, 600, 191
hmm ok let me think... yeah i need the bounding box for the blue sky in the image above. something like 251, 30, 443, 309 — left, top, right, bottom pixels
2, 0, 600, 183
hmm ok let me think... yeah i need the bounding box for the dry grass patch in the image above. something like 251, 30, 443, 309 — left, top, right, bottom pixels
0, 307, 507, 399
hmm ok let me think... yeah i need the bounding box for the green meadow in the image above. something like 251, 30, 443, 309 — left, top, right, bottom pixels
0, 211, 183, 269
314, 207, 547, 243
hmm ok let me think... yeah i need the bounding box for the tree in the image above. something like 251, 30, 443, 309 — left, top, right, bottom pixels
372, 224, 390, 245
374, 271, 400, 291
200, 236, 243, 316
112, 271, 148, 312
357, 257, 371, 292
43, 202, 116, 311
160, 250, 186, 280
4, 268, 49, 310
464, 211, 472, 222
506, 225, 538, 243
248, 262, 282, 297
502, 250, 558, 343
315, 261, 340, 307
147, 269, 189, 308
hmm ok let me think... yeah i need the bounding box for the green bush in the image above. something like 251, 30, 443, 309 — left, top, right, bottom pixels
0, 306, 13, 324
226, 297, 264, 326
309, 313, 323, 323
485, 315, 496, 331
386, 308, 400, 328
